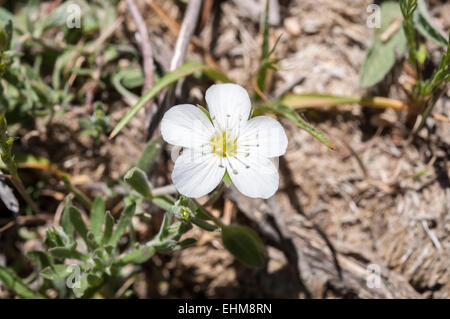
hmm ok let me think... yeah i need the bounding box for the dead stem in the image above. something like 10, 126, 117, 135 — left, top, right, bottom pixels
126, 0, 156, 124
147, 0, 203, 139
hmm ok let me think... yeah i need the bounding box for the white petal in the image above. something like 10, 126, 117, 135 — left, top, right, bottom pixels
238, 116, 288, 157
227, 154, 279, 199
205, 83, 251, 131
161, 104, 214, 148
172, 149, 225, 198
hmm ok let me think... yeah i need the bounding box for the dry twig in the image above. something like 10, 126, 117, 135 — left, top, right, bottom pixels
126, 0, 156, 120
147, 0, 203, 138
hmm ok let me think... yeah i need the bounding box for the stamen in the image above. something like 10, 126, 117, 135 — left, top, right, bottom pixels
236, 114, 242, 136
218, 156, 225, 168
210, 129, 238, 158
225, 114, 231, 137
211, 115, 223, 132
236, 150, 250, 157
225, 154, 238, 174
233, 155, 250, 169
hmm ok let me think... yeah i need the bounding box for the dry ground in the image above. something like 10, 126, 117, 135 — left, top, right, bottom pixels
1, 0, 449, 298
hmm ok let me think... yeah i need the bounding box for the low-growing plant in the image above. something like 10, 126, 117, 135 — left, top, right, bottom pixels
0, 0, 448, 300
360, 0, 449, 131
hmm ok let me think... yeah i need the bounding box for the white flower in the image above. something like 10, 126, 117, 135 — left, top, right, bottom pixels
161, 83, 288, 199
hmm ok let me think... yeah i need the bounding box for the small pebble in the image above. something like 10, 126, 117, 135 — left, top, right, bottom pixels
284, 17, 302, 36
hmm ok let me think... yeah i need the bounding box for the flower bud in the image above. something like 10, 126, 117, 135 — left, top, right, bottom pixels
124, 167, 152, 198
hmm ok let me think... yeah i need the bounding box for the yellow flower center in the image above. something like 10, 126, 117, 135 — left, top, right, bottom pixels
211, 131, 237, 158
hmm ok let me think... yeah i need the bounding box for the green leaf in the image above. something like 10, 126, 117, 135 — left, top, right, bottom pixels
120, 245, 156, 264
156, 209, 174, 241
193, 208, 213, 221
62, 175, 93, 210
40, 264, 74, 280
261, 0, 270, 61
124, 167, 152, 198
49, 247, 89, 261
360, 1, 407, 87
191, 217, 220, 232
0, 9, 14, 26
111, 69, 140, 103
254, 102, 333, 149
90, 196, 105, 242
86, 232, 99, 250
109, 204, 136, 247
61, 200, 74, 241
0, 29, 7, 52
44, 227, 71, 248
189, 198, 213, 221
167, 221, 192, 240
27, 251, 54, 270
255, 0, 281, 96
151, 195, 175, 212
87, 274, 102, 287
221, 225, 266, 268
102, 211, 114, 245
72, 273, 89, 298
69, 207, 90, 247
104, 244, 114, 256
413, 0, 448, 46
41, 2, 73, 31
176, 237, 197, 248
0, 265, 45, 298
92, 256, 105, 270
0, 14, 13, 52
196, 104, 213, 122
137, 136, 163, 173
109, 62, 225, 139
52, 48, 78, 89
202, 67, 233, 83
118, 67, 145, 88
416, 43, 428, 65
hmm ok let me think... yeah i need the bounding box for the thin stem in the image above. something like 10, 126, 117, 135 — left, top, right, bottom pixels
192, 184, 227, 228
169, 0, 202, 71
195, 200, 225, 228
147, 0, 202, 139
414, 85, 447, 133
151, 184, 178, 197
61, 174, 93, 211
204, 182, 225, 207
125, 0, 156, 124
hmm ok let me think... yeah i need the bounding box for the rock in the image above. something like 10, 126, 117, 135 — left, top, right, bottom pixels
284, 17, 302, 36
302, 17, 325, 34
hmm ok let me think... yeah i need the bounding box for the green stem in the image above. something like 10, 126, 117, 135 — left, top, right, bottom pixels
148, 185, 226, 228
196, 201, 225, 228
204, 182, 225, 207
61, 174, 93, 210
150, 184, 177, 197
414, 86, 446, 133
192, 185, 226, 228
